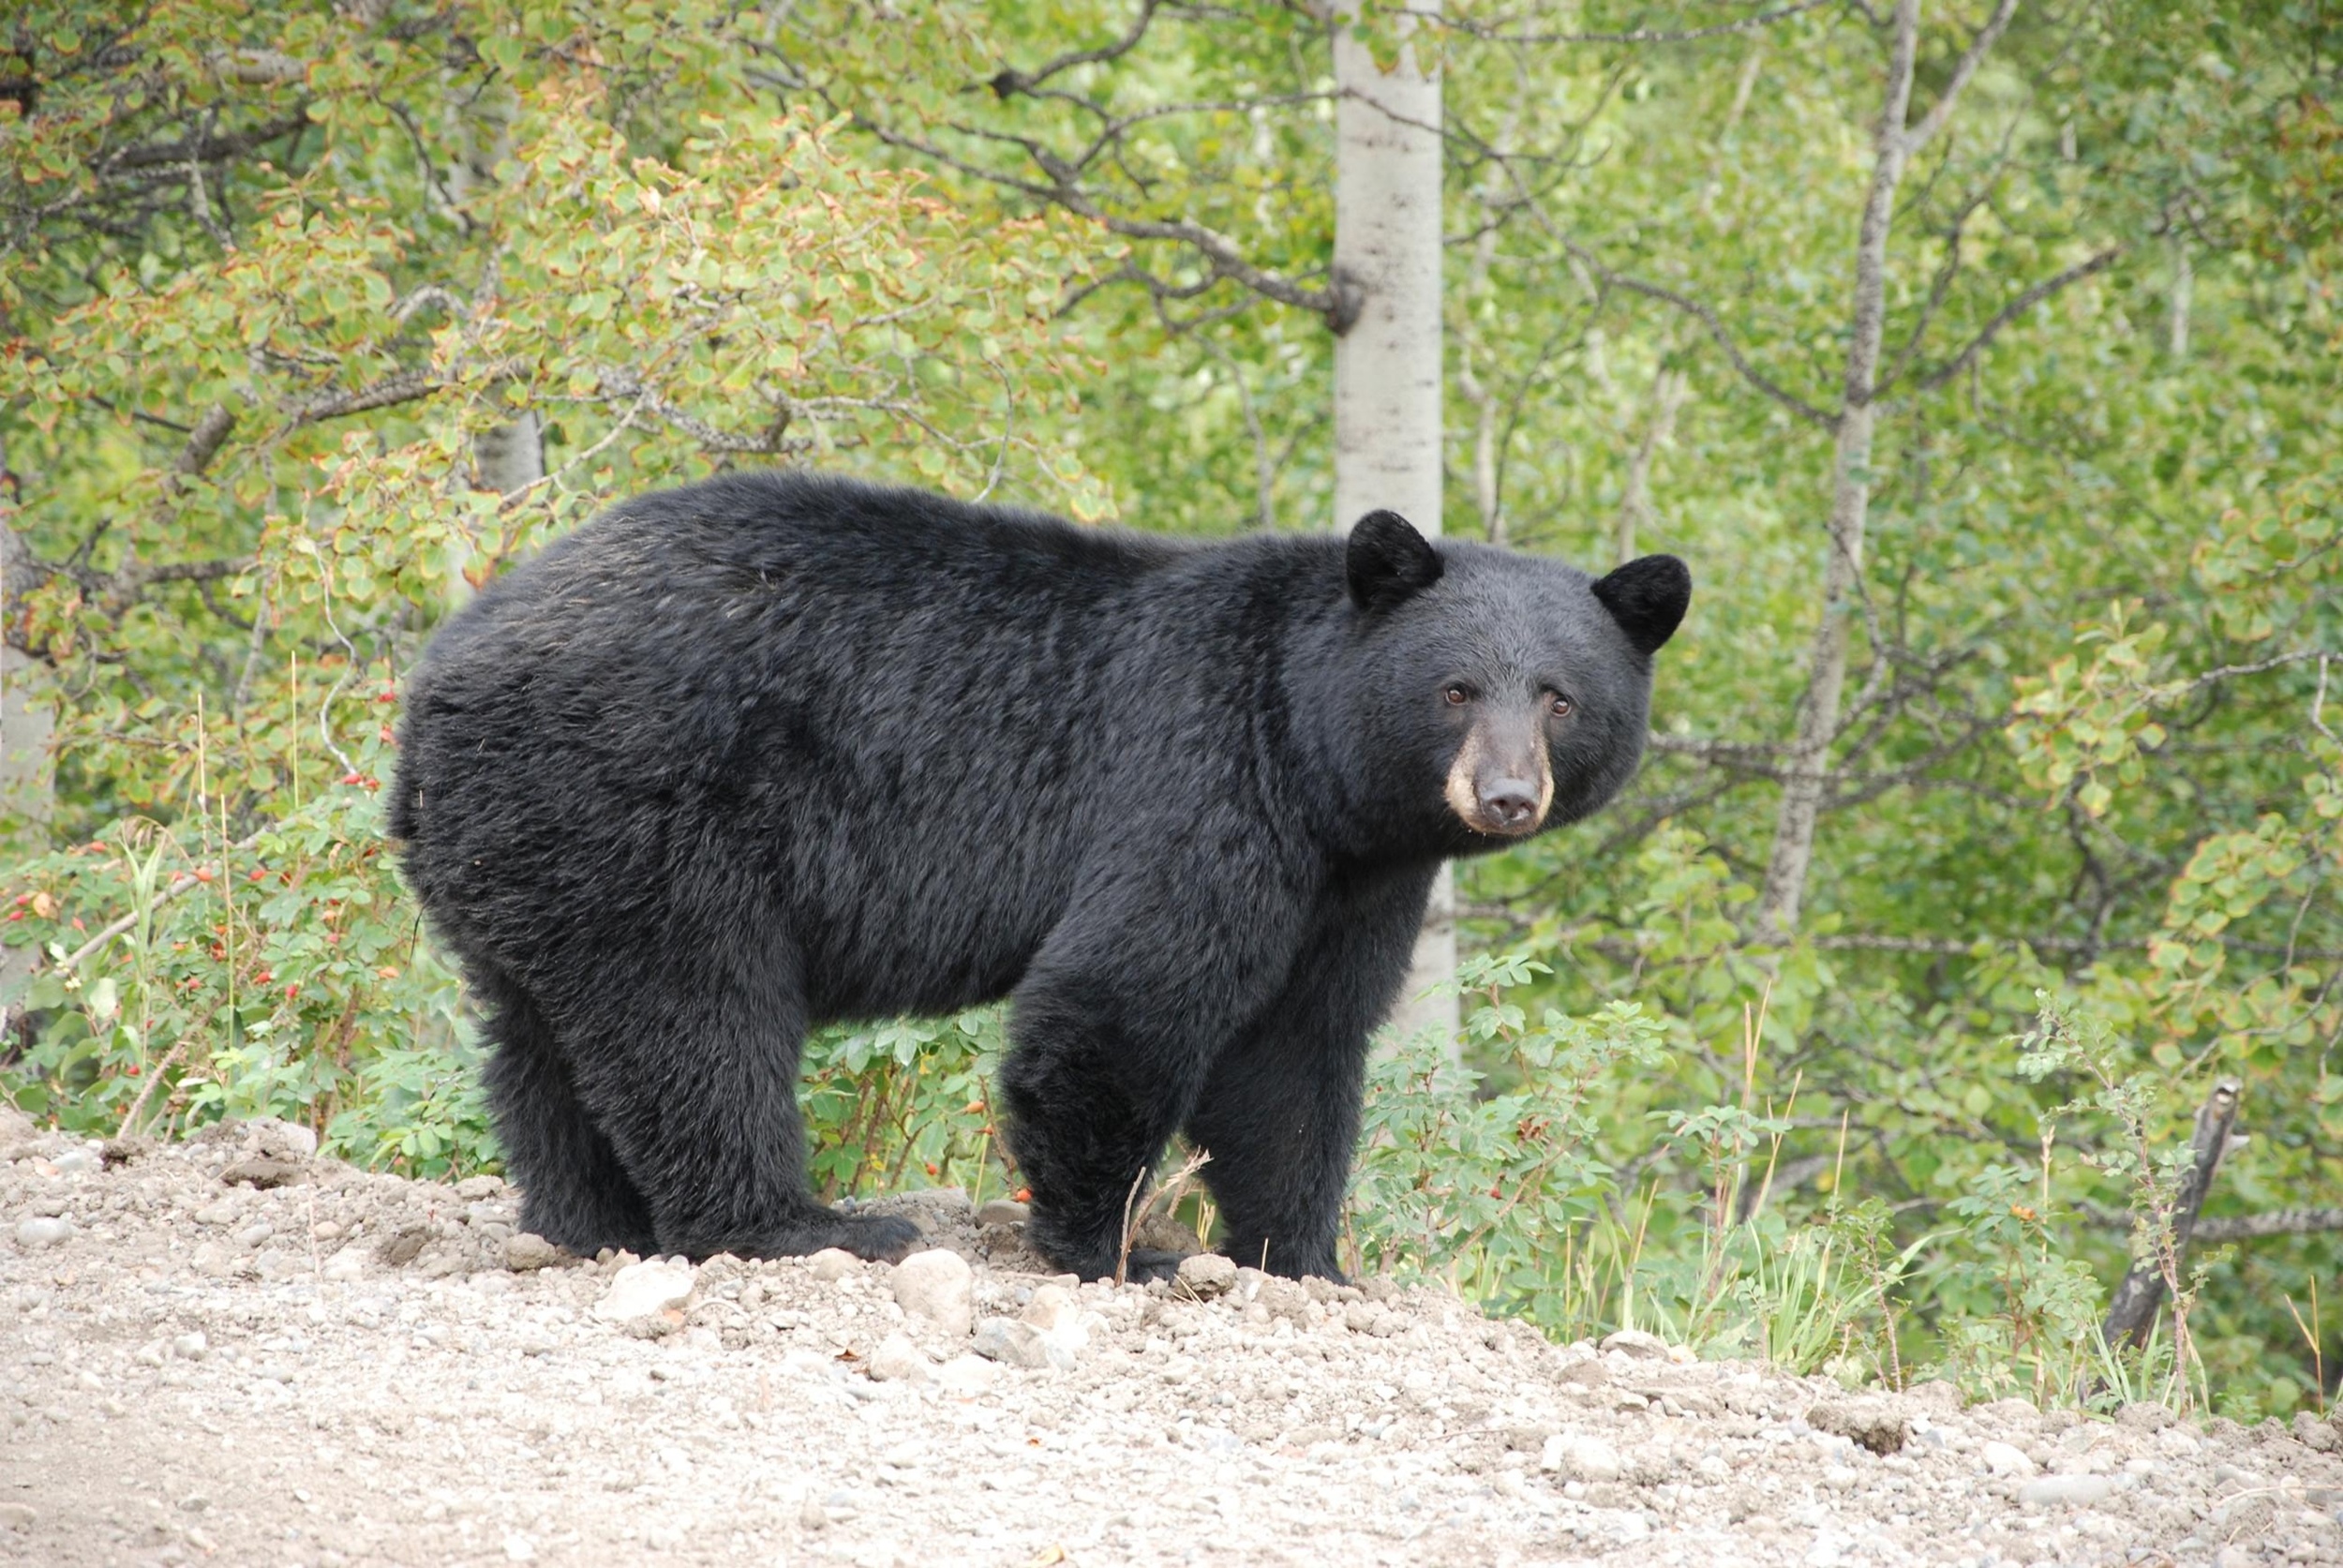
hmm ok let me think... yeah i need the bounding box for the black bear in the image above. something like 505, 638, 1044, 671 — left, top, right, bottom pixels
391, 472, 1688, 1281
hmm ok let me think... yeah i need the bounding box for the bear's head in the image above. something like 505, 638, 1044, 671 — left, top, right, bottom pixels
1340, 509, 1690, 857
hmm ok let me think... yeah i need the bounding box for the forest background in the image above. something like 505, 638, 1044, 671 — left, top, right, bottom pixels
2, 0, 2337, 1423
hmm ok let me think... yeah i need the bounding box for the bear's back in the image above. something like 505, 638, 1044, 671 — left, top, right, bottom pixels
391, 473, 1330, 1014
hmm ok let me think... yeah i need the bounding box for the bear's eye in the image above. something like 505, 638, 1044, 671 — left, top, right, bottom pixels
1442, 684, 1472, 707
1547, 693, 1575, 718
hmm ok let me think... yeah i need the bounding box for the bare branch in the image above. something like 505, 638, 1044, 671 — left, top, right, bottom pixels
990, 0, 1165, 98
1543, 236, 1838, 428
2191, 1207, 2343, 1244
110, 111, 311, 172
172, 405, 237, 478
1904, 246, 2124, 396
1901, 0, 2021, 157
1455, 0, 1836, 46
283, 370, 442, 426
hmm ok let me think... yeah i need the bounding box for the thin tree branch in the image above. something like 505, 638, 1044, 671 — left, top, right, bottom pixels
1904, 246, 2125, 396
1900, 0, 2021, 157
1455, 0, 1836, 46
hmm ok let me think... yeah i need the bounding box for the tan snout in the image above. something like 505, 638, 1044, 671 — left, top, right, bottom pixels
1444, 724, 1555, 837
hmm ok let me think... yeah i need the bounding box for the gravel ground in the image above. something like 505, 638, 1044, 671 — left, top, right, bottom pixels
6, 1110, 2342, 1568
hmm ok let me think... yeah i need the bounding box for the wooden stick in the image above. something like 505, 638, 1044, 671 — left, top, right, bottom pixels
2101, 1079, 2242, 1350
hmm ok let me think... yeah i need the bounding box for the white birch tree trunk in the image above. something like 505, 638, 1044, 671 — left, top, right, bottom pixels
1333, 1, 1451, 1045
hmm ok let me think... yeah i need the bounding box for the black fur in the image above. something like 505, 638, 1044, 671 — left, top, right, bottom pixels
391, 472, 1688, 1280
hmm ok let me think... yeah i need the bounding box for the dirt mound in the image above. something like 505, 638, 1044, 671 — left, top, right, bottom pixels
6, 1116, 2341, 1566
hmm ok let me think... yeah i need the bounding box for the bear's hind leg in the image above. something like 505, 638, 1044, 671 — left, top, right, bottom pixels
474, 965, 658, 1257
575, 955, 919, 1264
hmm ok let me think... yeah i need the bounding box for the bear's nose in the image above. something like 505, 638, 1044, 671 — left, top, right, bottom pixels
1480, 779, 1540, 831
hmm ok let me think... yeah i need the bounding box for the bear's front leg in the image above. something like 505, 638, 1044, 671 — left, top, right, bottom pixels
999, 860, 1303, 1283
1186, 864, 1436, 1280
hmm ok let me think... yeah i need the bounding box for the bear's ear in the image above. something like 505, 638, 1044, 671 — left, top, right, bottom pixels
1346, 510, 1444, 614
1591, 554, 1692, 655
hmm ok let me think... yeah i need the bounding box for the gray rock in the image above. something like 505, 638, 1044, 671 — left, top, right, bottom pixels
889, 1247, 974, 1337
14, 1216, 74, 1249
238, 1116, 319, 1158
1175, 1253, 1238, 1300
974, 1198, 1030, 1228
503, 1233, 566, 1272
220, 1157, 306, 1189
1599, 1328, 1669, 1361
1807, 1396, 1910, 1456
374, 1225, 432, 1266
972, 1315, 1074, 1371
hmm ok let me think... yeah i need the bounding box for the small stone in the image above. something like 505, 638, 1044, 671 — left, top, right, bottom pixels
1555, 1356, 1610, 1388
1540, 1433, 1623, 1483
975, 1198, 1029, 1227
2021, 1473, 2120, 1508
933, 1353, 1001, 1395
1981, 1440, 2037, 1476
1599, 1328, 1669, 1361
220, 1157, 306, 1189
502, 1533, 536, 1561
1175, 1253, 1238, 1300
238, 1116, 319, 1159
1807, 1397, 1909, 1456
172, 1332, 208, 1362
867, 1333, 933, 1384
233, 1221, 274, 1249
973, 1315, 1073, 1370
503, 1233, 566, 1272
806, 1247, 862, 1283
1022, 1284, 1080, 1335
592, 1257, 696, 1323
14, 1216, 73, 1249
889, 1248, 974, 1337
374, 1225, 432, 1266
1903, 1380, 1964, 1412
